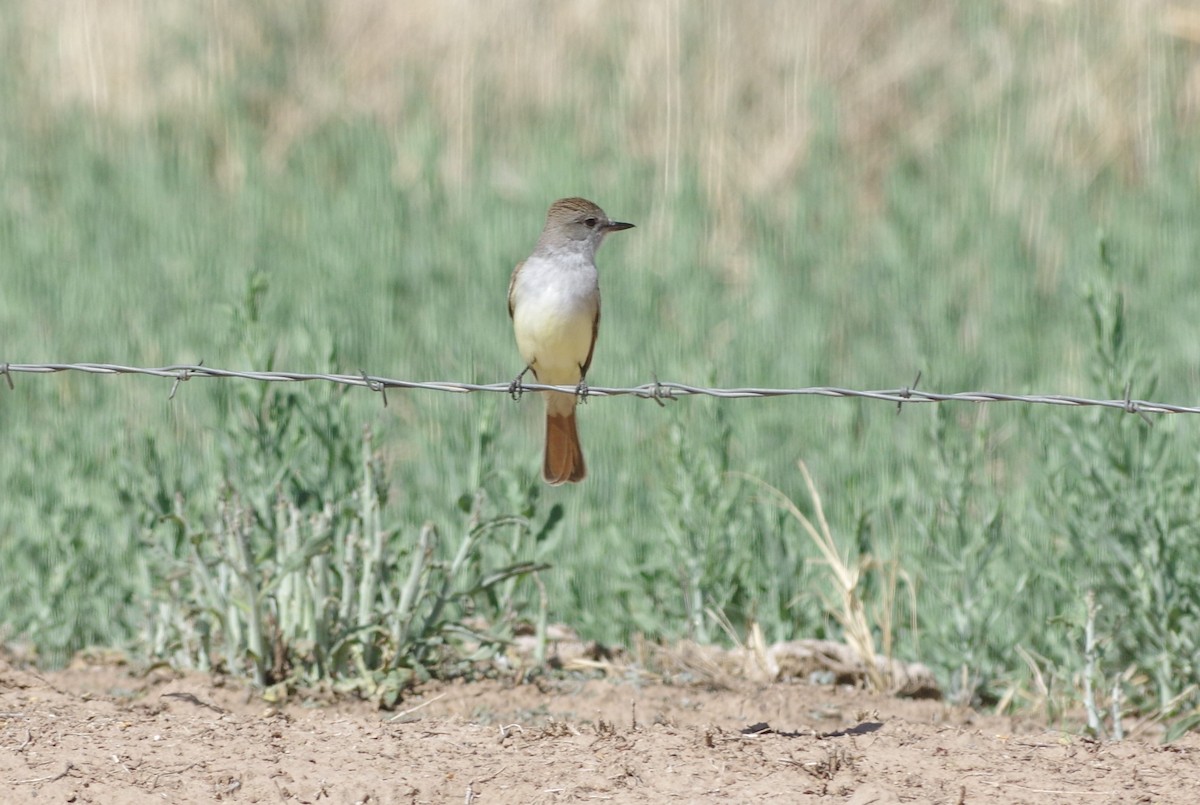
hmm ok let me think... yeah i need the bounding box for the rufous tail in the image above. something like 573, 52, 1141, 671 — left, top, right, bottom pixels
544, 411, 586, 485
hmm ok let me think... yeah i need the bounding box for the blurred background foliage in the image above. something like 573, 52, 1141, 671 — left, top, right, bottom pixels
3, 0, 1200, 734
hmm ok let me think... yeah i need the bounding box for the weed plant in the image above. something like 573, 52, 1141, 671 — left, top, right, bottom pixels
3, 2, 1200, 733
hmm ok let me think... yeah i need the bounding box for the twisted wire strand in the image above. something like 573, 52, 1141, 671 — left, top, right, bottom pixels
0, 362, 1192, 418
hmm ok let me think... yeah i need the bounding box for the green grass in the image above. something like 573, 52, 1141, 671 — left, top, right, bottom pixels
3, 1, 1200, 733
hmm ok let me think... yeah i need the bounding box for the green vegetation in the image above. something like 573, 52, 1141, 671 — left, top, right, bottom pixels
3, 2, 1200, 735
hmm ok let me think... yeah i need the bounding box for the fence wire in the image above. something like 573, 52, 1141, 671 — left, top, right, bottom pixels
2, 362, 1194, 420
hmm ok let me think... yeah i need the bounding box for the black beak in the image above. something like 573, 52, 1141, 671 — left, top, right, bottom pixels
605, 221, 635, 232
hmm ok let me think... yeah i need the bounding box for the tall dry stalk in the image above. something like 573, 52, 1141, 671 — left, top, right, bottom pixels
752, 461, 886, 692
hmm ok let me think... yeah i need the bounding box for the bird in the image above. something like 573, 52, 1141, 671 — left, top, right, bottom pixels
507, 197, 634, 485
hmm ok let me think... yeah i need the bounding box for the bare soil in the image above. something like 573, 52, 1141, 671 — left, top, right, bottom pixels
2, 656, 1197, 804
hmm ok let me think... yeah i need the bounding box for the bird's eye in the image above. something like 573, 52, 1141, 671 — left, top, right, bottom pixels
583, 217, 598, 228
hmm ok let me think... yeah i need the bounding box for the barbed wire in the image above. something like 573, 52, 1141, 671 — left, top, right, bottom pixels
1, 362, 1192, 421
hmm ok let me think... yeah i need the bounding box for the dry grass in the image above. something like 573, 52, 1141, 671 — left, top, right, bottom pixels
748, 462, 888, 692
15, 2, 1195, 225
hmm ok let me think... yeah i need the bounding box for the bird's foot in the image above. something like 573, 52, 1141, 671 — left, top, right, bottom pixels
509, 367, 531, 401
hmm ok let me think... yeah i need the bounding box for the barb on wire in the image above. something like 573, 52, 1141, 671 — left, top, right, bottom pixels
169, 360, 201, 401
649, 373, 672, 408
0, 362, 1195, 417
360, 370, 388, 407
897, 370, 922, 414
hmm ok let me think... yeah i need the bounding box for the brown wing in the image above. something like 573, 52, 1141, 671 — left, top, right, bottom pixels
507, 260, 523, 319
580, 294, 600, 378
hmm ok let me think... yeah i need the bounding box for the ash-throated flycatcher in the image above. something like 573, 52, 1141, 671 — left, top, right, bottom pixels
508, 198, 633, 485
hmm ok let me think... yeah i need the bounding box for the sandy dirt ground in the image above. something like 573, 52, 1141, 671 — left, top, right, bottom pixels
2, 654, 1198, 804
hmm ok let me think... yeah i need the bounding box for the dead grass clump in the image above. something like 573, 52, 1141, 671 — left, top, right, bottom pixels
14, 2, 1189, 203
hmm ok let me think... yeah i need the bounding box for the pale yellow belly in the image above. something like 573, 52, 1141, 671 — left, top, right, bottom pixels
513, 300, 594, 386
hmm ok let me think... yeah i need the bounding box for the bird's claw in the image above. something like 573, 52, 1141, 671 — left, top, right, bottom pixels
509, 367, 531, 401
